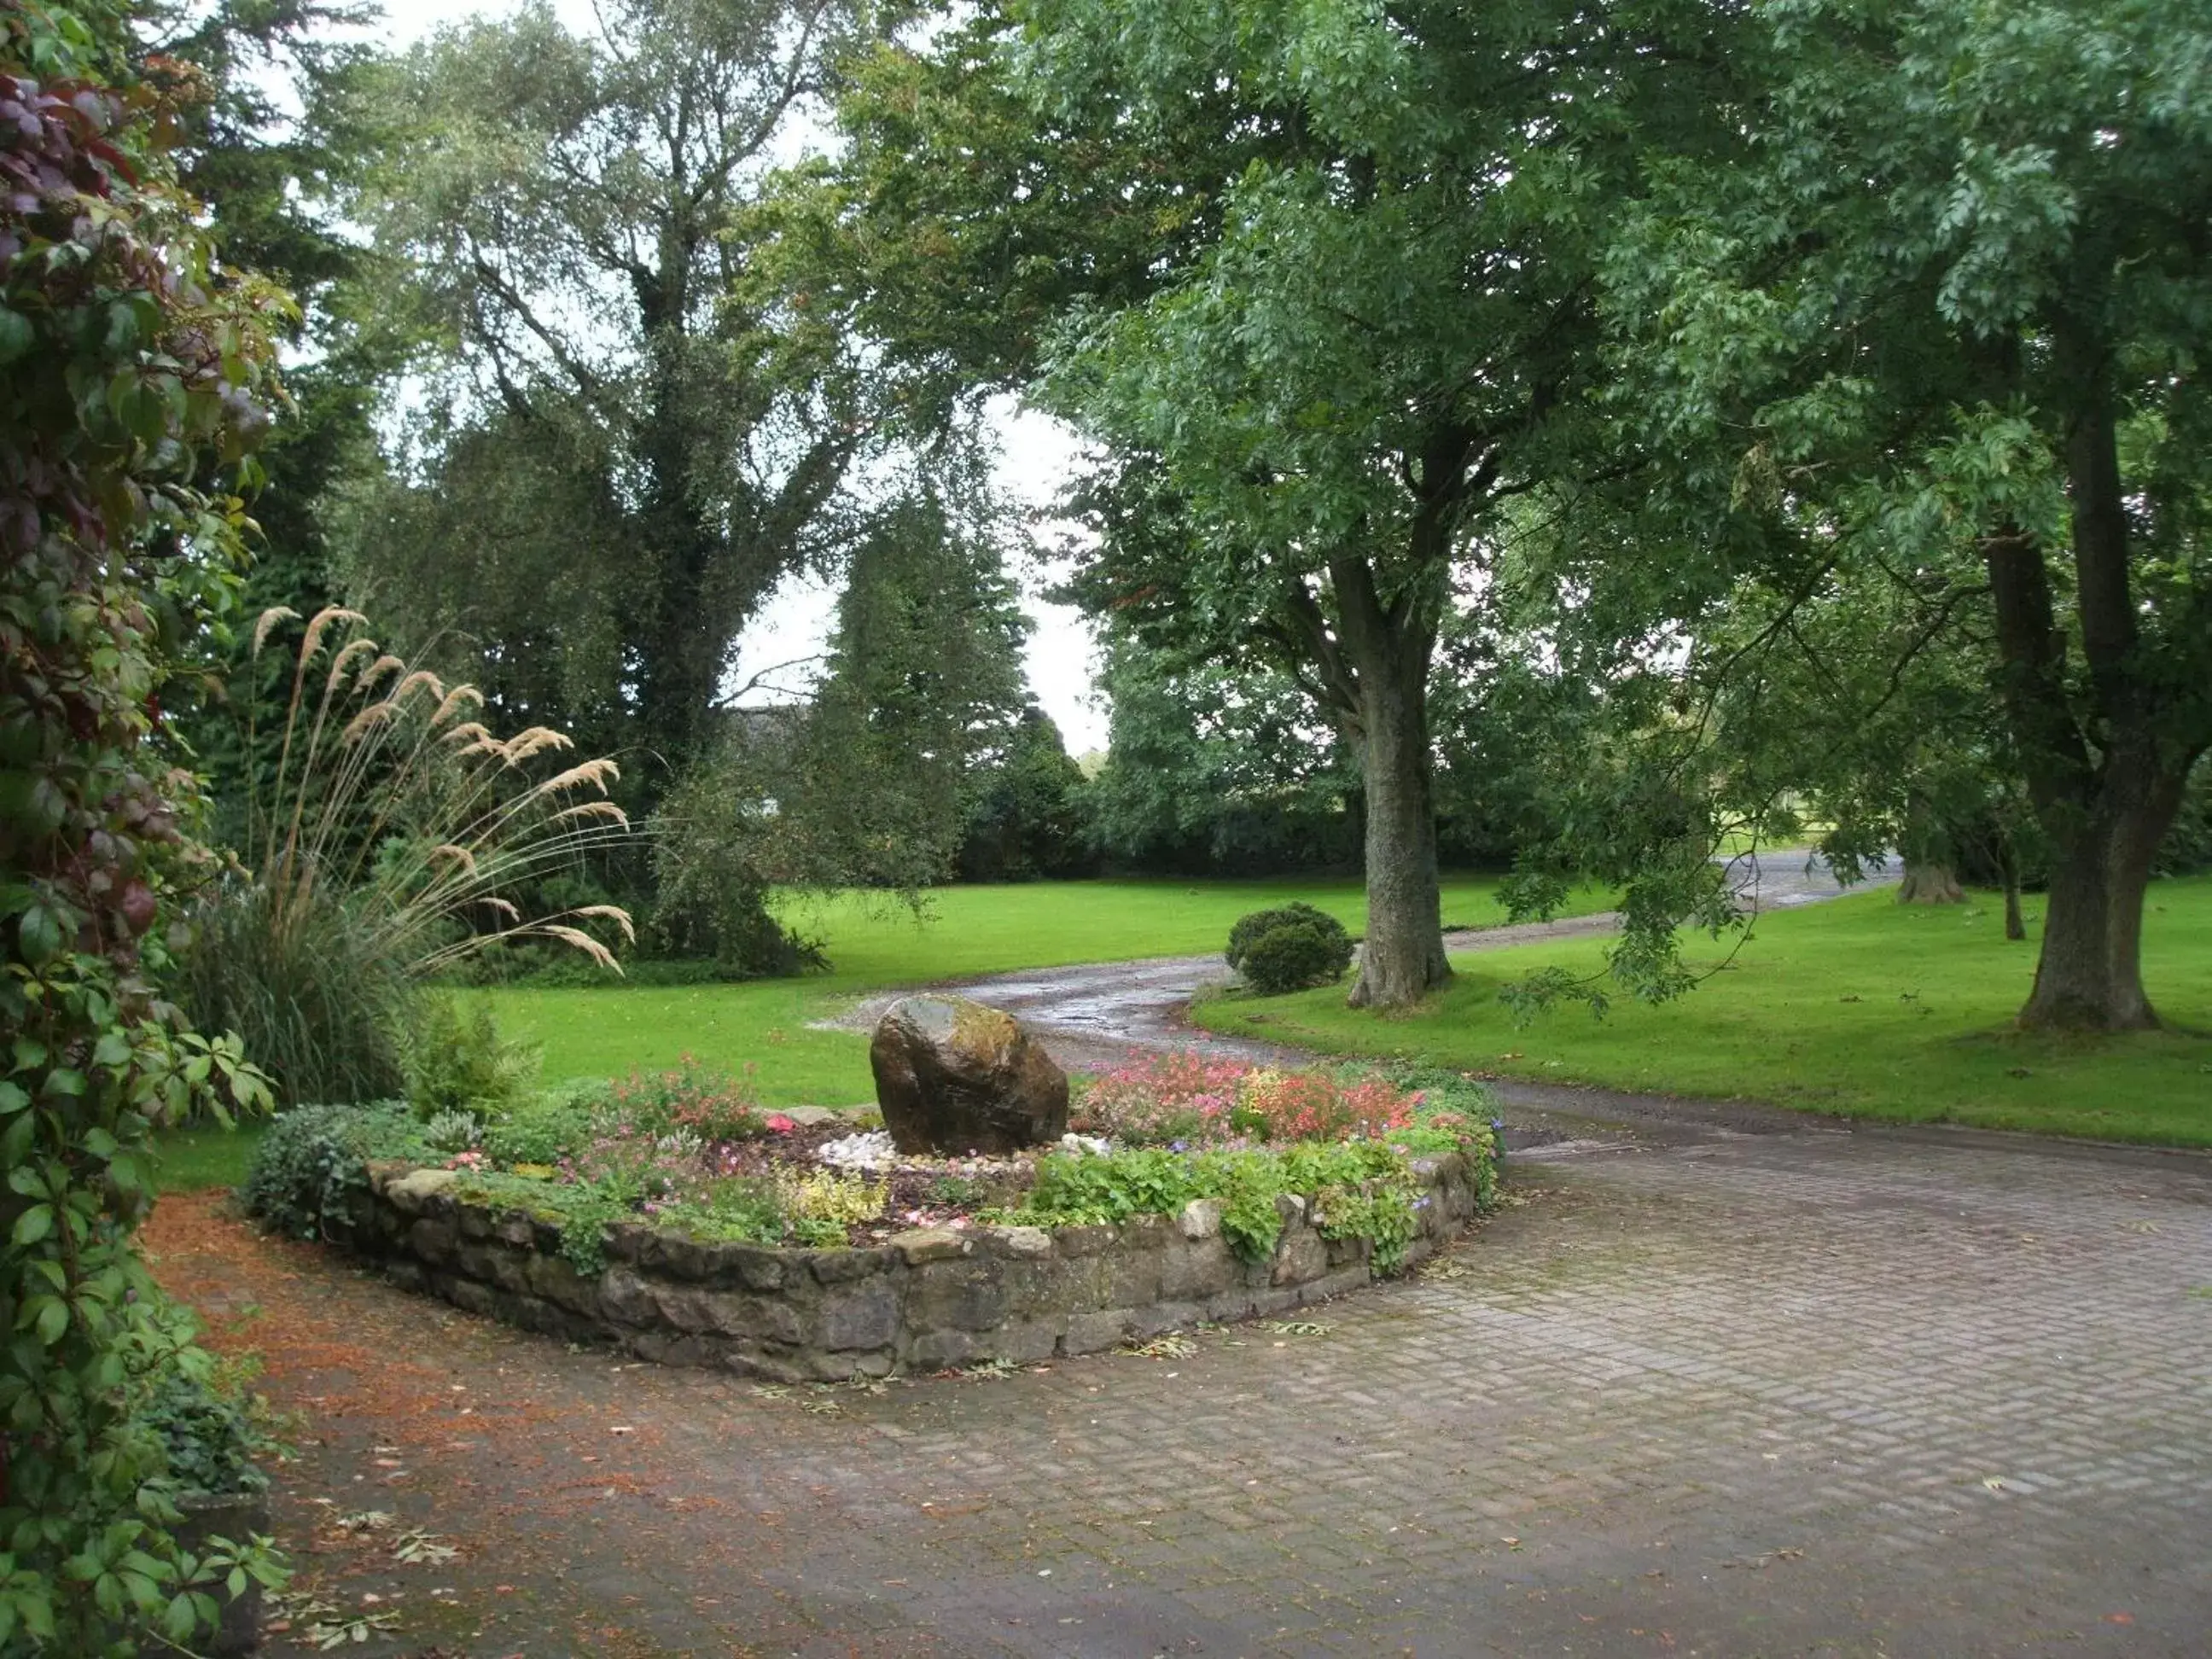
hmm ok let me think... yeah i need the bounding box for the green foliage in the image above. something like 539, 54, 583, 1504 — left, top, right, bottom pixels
177, 876, 410, 1108
650, 1179, 786, 1250
479, 1085, 606, 1168
238, 1102, 425, 1241
769, 1167, 889, 1246
1225, 904, 1343, 974
178, 607, 634, 1106
957, 706, 1095, 882
1587, 0, 2212, 1028
1084, 641, 1359, 876
1237, 918, 1356, 996
0, 1, 293, 1644
643, 740, 824, 978
1006, 1141, 1433, 1272
775, 487, 1038, 894
401, 996, 537, 1122
1196, 883, 2212, 1148
140, 1364, 270, 1501
327, 0, 887, 791
606, 1057, 762, 1140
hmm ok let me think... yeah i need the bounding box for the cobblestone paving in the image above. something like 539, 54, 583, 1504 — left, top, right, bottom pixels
170, 1116, 2212, 1657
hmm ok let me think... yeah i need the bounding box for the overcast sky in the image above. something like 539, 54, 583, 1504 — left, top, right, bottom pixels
364, 0, 1108, 751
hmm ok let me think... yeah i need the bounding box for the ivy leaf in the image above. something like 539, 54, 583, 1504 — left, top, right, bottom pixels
29, 1295, 70, 1346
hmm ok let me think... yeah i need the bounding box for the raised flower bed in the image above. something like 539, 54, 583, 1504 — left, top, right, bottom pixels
243, 1056, 1498, 1381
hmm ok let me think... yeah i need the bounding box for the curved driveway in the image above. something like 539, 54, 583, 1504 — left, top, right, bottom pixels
153, 847, 2212, 1658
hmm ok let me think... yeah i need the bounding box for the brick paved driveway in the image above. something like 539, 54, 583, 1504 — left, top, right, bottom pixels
160, 1109, 2212, 1658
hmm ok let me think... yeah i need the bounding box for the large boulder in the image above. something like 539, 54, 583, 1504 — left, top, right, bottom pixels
869, 995, 1068, 1155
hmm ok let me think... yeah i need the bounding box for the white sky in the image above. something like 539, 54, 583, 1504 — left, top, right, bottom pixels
369, 0, 1107, 752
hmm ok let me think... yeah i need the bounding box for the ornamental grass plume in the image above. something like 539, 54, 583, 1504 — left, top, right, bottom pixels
179, 608, 637, 1103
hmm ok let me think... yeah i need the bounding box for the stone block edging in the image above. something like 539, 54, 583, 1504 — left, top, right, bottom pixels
325, 1152, 1481, 1381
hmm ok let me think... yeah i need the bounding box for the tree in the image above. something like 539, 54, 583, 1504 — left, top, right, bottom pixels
1083, 637, 1362, 876
144, 0, 391, 849
772, 488, 1035, 891
1025, 0, 1738, 1005
331, 0, 879, 792
1603, 0, 2212, 1030
958, 707, 1092, 881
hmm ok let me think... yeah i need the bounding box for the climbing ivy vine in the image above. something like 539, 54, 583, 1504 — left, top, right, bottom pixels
2, 0, 286, 1648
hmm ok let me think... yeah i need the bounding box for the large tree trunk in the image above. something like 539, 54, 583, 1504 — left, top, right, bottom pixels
1327, 559, 1450, 1009
1997, 837, 2026, 942
1982, 322, 2202, 1029
2017, 771, 2181, 1029
1897, 862, 1964, 905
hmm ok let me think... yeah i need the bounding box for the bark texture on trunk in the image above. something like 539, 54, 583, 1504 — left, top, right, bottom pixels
2021, 809, 2166, 1027
1896, 862, 1964, 905
1289, 556, 1451, 1010
1345, 632, 1450, 1008
1981, 322, 2204, 1029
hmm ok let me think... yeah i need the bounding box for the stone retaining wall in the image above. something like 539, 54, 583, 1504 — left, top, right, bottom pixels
329, 1154, 1481, 1382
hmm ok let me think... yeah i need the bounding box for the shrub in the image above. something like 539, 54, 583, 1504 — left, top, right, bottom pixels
402, 994, 538, 1121
480, 1085, 607, 1167
1075, 1051, 1421, 1148
607, 1057, 762, 1140
422, 1109, 484, 1155
240, 1103, 426, 1240
141, 1365, 271, 1500
771, 1167, 891, 1245
1238, 917, 1356, 994
1074, 1051, 1249, 1145
1235, 1067, 1414, 1141
1006, 1141, 1423, 1268
1225, 902, 1344, 970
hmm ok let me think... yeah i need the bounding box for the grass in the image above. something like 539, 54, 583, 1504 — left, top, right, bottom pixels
1192, 876, 2212, 1147
484, 872, 1605, 1097
156, 1120, 271, 1195
768, 872, 1587, 981
160, 872, 1596, 1188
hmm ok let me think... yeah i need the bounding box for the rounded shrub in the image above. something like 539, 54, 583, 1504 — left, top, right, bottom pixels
1225, 902, 1347, 971
1237, 918, 1356, 995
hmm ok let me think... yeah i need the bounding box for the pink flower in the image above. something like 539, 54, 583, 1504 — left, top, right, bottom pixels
765, 1114, 797, 1133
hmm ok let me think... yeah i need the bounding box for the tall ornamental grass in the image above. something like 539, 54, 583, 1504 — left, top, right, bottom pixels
182, 607, 635, 1104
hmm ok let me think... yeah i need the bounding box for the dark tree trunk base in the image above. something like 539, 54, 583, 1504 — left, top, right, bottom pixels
1897, 862, 1965, 905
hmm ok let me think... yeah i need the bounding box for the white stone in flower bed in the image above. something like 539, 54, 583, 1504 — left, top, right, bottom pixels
815, 1129, 1109, 1173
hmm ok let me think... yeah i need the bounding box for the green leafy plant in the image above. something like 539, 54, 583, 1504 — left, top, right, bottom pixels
480, 1084, 607, 1167
238, 1103, 426, 1241
1238, 917, 1357, 995
1, 7, 293, 1644
402, 994, 538, 1121
1225, 904, 1348, 974
607, 1056, 762, 1140
771, 1167, 890, 1244
1004, 1140, 1429, 1269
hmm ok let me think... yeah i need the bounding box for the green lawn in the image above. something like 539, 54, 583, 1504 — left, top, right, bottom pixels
156, 1120, 271, 1195
1192, 877, 2212, 1146
491, 872, 1598, 1097
768, 872, 1574, 981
